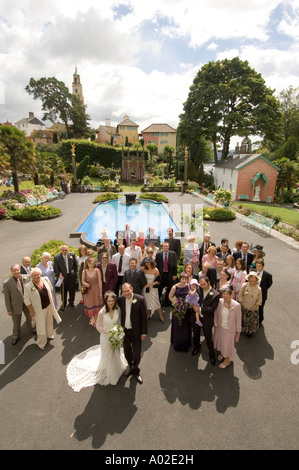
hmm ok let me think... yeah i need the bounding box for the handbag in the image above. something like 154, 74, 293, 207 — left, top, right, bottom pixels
81, 285, 88, 295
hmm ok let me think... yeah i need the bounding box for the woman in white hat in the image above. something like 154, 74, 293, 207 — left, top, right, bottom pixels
238, 271, 262, 337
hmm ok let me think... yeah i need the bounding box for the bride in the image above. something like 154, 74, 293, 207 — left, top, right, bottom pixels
67, 291, 127, 391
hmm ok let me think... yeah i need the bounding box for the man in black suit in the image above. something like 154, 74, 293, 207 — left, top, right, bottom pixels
216, 244, 230, 261
233, 242, 254, 272
164, 228, 181, 262
20, 256, 32, 275
216, 238, 232, 254
118, 283, 148, 384
255, 259, 273, 325
198, 233, 215, 269
116, 223, 136, 248
54, 245, 78, 310
206, 258, 225, 289
122, 258, 147, 295
156, 242, 177, 305
190, 276, 220, 364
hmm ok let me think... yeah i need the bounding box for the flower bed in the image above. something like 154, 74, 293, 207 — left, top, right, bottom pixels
12, 205, 62, 221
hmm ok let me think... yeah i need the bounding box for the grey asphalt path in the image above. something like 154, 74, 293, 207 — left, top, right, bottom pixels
0, 192, 298, 450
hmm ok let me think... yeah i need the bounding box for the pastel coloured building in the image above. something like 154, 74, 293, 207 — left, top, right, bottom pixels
141, 123, 177, 155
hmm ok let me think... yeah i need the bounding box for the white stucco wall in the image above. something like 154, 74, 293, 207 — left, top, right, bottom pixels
214, 166, 239, 197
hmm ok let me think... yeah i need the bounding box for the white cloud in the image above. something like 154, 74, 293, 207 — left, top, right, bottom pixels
207, 42, 218, 51
1, 0, 299, 136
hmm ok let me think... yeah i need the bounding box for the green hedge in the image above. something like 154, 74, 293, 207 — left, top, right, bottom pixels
203, 207, 236, 220
93, 192, 121, 203
59, 139, 149, 170
12, 205, 62, 221
138, 193, 169, 203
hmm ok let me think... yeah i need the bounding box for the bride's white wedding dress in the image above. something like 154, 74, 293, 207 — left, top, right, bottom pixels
66, 308, 127, 391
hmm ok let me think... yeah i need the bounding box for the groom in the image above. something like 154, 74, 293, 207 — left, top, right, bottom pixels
117, 283, 148, 384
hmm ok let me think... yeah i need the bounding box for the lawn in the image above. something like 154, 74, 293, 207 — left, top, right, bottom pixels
0, 180, 35, 196
235, 202, 299, 226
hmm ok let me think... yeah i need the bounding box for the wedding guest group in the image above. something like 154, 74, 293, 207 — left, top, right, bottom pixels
4, 227, 273, 388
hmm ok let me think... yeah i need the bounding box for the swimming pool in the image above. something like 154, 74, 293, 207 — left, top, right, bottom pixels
76, 197, 180, 245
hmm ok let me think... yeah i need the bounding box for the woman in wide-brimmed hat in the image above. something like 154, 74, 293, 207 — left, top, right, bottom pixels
238, 270, 262, 337
250, 244, 265, 269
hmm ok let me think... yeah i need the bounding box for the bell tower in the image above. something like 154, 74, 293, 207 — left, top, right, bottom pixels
72, 66, 84, 104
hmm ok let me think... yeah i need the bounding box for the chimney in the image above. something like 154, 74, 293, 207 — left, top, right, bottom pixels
29, 112, 34, 119
105, 118, 111, 127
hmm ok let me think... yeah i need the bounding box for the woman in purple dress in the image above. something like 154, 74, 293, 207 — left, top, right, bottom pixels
169, 272, 191, 352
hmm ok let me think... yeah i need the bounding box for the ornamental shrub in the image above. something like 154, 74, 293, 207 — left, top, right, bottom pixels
203, 207, 236, 220
138, 193, 169, 203
93, 193, 120, 203
12, 205, 61, 221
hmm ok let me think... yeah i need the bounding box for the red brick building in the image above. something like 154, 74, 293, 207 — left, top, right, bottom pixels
214, 153, 280, 203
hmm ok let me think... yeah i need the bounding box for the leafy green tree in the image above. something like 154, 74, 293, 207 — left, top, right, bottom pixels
179, 57, 282, 163
69, 95, 91, 138
146, 143, 158, 172
0, 125, 36, 192
279, 86, 299, 141
25, 77, 73, 138
274, 157, 299, 192
163, 144, 175, 177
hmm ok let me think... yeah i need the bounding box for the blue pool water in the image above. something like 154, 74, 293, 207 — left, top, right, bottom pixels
76, 198, 180, 244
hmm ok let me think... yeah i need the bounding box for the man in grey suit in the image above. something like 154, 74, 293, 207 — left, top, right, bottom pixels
3, 264, 34, 345
122, 258, 147, 295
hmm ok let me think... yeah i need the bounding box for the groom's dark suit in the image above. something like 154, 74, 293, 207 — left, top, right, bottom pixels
117, 293, 148, 378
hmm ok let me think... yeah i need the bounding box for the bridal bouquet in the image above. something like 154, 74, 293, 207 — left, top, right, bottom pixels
172, 297, 188, 326
109, 324, 125, 351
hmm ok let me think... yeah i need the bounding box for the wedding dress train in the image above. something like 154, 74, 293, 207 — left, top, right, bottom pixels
66, 308, 127, 391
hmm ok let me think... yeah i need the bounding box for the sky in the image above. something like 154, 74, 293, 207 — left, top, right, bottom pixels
1, 0, 299, 148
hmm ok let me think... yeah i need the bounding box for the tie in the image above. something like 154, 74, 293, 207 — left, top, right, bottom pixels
163, 253, 168, 272
64, 255, 69, 273
118, 255, 123, 273
126, 232, 129, 245
17, 278, 24, 298
243, 253, 246, 263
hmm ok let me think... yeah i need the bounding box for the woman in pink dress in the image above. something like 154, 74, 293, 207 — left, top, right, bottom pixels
230, 258, 247, 300
201, 245, 218, 268
214, 285, 242, 369
82, 258, 103, 326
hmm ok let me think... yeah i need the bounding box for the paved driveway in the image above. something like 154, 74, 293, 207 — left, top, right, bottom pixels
0, 192, 298, 450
